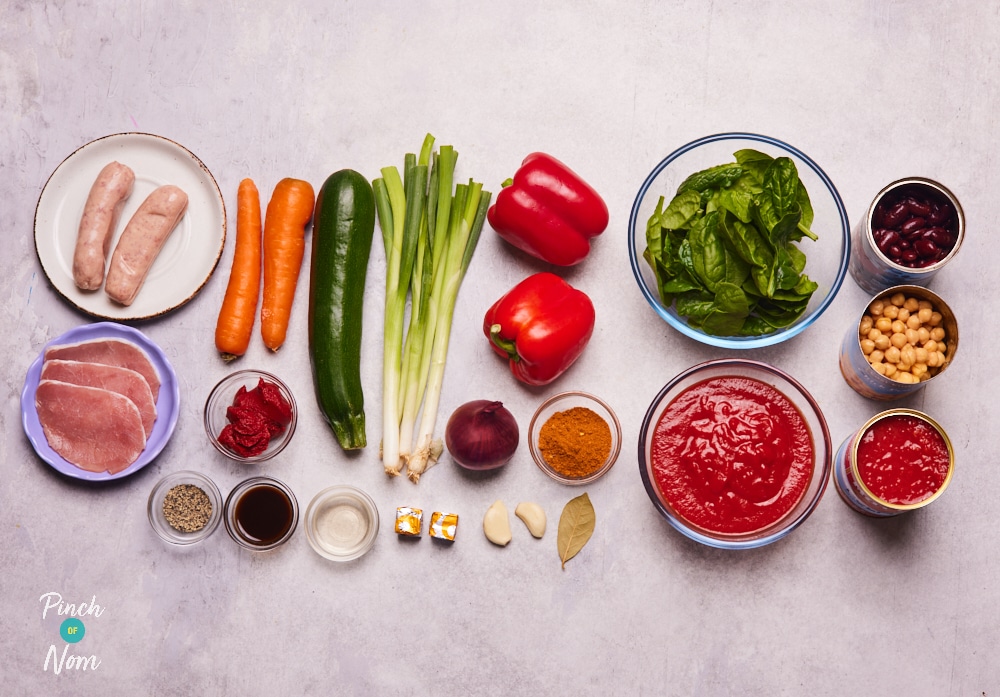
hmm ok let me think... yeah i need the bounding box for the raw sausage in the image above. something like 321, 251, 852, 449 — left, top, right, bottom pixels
72, 161, 135, 290
105, 184, 188, 306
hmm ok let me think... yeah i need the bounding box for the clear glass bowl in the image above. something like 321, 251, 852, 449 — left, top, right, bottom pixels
628, 132, 850, 348
638, 359, 832, 549
223, 476, 299, 551
147, 470, 223, 545
528, 391, 622, 485
304, 485, 380, 562
204, 369, 297, 463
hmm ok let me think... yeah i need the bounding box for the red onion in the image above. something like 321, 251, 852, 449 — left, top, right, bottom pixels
445, 400, 519, 470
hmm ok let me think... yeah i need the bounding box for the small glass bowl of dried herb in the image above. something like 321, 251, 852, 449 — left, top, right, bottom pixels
147, 470, 223, 545
528, 391, 622, 485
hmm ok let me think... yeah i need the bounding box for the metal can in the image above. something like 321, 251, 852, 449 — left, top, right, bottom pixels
833, 409, 954, 517
839, 284, 958, 400
848, 177, 964, 294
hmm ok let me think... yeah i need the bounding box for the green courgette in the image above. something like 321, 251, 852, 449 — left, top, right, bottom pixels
308, 169, 376, 450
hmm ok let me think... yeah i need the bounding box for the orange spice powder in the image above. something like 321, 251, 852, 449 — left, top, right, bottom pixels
538, 406, 612, 478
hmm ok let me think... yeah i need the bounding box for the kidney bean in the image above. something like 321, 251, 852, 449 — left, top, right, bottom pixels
906, 197, 933, 217
877, 228, 901, 248
928, 201, 953, 225
900, 217, 927, 235
901, 250, 919, 263
872, 204, 888, 228
914, 239, 939, 258
882, 201, 909, 228
887, 244, 902, 259
898, 239, 911, 250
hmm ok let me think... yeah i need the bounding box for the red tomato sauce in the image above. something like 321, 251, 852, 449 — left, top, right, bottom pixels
650, 376, 814, 534
856, 414, 950, 505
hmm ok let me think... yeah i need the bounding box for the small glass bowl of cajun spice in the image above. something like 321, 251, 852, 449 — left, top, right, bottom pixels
147, 470, 223, 545
528, 391, 622, 485
204, 369, 297, 463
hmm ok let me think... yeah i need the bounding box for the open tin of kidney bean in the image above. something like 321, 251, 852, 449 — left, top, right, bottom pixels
839, 285, 958, 400
833, 408, 954, 517
848, 177, 964, 294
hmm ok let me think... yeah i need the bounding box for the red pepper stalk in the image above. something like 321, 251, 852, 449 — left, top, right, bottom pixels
487, 153, 609, 266
483, 272, 596, 386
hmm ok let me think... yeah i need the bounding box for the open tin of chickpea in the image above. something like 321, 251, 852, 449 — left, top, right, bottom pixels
839, 285, 958, 400
849, 177, 964, 294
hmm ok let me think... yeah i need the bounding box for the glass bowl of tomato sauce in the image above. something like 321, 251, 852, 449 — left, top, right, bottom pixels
638, 359, 832, 549
628, 133, 850, 349
204, 369, 297, 463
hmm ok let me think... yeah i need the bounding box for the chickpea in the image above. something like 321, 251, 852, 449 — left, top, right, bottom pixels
885, 346, 901, 364
882, 304, 899, 319
918, 299, 933, 311
911, 363, 928, 379
890, 332, 908, 349
919, 371, 933, 382
905, 328, 920, 346
927, 351, 941, 368
860, 316, 873, 335
924, 339, 938, 353
914, 347, 929, 364
869, 300, 885, 316
929, 311, 942, 326
917, 308, 932, 324
901, 344, 916, 366
876, 317, 893, 333
931, 327, 946, 342
936, 350, 947, 365
870, 361, 887, 375
890, 293, 906, 307
874, 334, 891, 351
896, 371, 916, 384
883, 363, 898, 378
870, 349, 885, 364
897, 307, 910, 322
903, 297, 920, 312
860, 339, 875, 355
868, 328, 882, 341
906, 315, 922, 330
890, 319, 905, 334
918, 327, 931, 344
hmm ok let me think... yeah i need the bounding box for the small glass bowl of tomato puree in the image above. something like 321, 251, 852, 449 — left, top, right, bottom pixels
833, 409, 954, 517
204, 369, 298, 463
638, 359, 832, 549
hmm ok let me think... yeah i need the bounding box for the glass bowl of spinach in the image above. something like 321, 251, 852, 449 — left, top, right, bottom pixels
629, 133, 850, 348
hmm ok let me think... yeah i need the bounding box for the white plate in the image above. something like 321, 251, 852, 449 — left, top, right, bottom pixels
34, 132, 227, 320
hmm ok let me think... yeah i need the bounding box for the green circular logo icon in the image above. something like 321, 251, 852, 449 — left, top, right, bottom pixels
60, 618, 85, 643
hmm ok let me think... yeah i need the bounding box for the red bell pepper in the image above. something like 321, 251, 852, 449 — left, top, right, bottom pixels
483, 272, 596, 386
487, 153, 609, 266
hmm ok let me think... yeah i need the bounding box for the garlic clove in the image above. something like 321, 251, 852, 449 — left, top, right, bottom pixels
483, 500, 512, 546
515, 502, 546, 538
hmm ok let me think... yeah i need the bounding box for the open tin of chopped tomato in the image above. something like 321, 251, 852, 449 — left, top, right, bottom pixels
833, 408, 954, 516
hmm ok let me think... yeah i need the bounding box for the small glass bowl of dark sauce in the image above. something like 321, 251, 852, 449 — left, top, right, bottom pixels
224, 476, 299, 551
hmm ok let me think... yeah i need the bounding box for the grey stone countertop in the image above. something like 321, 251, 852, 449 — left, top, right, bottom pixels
2, 2, 997, 695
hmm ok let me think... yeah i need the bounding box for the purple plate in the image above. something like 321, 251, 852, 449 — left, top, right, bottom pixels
21, 322, 180, 482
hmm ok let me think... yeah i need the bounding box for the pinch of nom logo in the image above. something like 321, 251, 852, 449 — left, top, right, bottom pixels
40, 592, 103, 674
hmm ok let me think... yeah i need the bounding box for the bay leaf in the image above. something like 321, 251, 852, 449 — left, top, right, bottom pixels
557, 492, 595, 569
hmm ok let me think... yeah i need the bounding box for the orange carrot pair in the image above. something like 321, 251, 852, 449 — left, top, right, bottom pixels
215, 177, 315, 357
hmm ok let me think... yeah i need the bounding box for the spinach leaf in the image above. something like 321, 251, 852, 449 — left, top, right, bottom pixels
702, 282, 751, 336
654, 190, 702, 230
677, 164, 744, 195
688, 212, 727, 292
720, 213, 774, 270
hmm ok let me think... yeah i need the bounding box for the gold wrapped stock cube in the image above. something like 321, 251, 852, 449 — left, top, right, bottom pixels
394, 506, 423, 536
429, 511, 458, 541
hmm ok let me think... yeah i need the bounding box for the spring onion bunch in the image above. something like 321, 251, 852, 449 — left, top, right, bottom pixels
373, 134, 491, 482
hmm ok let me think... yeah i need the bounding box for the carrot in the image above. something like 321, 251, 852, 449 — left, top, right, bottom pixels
260, 177, 315, 351
215, 179, 263, 360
